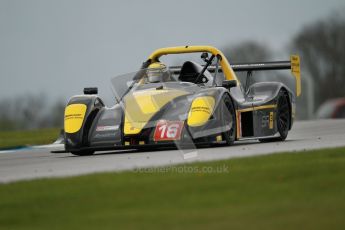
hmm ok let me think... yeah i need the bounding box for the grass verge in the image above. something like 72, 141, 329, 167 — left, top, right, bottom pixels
0, 147, 345, 229
0, 128, 61, 149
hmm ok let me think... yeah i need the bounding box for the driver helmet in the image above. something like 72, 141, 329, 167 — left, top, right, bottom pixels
146, 62, 170, 83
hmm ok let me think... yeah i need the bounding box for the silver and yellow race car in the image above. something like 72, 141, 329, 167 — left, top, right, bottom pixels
63, 46, 301, 155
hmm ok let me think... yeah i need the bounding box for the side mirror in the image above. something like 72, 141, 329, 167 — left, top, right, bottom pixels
222, 80, 237, 89
201, 52, 209, 62
84, 87, 98, 95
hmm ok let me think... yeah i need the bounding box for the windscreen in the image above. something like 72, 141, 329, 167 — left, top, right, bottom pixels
110, 68, 178, 102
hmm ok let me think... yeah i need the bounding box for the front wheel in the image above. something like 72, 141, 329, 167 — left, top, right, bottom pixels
221, 94, 236, 146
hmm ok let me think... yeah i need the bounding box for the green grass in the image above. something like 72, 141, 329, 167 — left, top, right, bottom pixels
0, 128, 61, 149
1, 147, 345, 230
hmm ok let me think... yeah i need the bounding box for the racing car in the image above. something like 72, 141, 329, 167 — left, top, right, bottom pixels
63, 46, 301, 155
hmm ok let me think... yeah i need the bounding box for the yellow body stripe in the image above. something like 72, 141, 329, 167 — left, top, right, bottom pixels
216, 135, 222, 142
236, 111, 241, 139
237, 104, 277, 113
269, 112, 274, 129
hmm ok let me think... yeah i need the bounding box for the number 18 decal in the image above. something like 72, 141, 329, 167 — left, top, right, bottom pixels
154, 120, 184, 141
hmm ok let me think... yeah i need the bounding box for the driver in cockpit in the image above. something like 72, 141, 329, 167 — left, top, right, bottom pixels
146, 62, 172, 83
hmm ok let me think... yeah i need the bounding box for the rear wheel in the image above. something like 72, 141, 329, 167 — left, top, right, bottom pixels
259, 90, 290, 143
221, 94, 236, 146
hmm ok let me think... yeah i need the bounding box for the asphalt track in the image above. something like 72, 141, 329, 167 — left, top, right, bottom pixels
1, 119, 345, 183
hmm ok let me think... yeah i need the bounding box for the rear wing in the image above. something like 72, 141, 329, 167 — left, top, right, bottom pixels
170, 55, 301, 96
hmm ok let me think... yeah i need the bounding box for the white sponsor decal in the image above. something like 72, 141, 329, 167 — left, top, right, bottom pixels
96, 125, 119, 132
94, 133, 116, 138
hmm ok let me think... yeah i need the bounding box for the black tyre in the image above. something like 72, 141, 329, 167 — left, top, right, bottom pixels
221, 94, 236, 146
71, 150, 95, 156
259, 90, 290, 142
